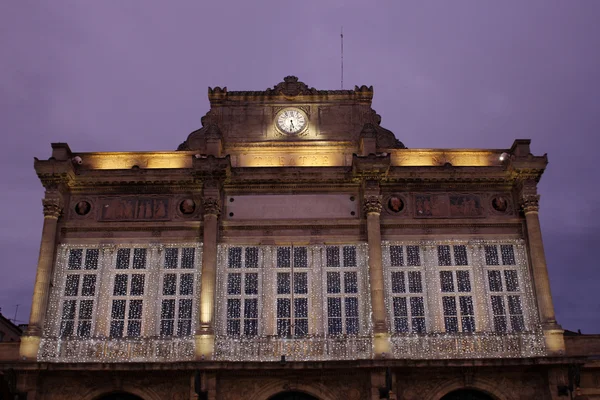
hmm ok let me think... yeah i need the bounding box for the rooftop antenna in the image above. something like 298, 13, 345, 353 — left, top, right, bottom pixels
340, 26, 344, 89
13, 304, 20, 323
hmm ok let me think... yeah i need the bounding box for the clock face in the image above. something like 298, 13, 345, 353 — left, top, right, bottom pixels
276, 108, 308, 134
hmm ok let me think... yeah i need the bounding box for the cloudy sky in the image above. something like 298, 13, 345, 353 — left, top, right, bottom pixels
1, 1, 598, 332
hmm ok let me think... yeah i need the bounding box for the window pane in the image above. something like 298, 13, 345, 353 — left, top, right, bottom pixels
442, 297, 457, 316
277, 247, 291, 268
116, 248, 131, 269
245, 273, 259, 295
62, 300, 76, 320
326, 272, 341, 294
163, 274, 177, 295
294, 247, 308, 267
111, 300, 126, 319
459, 296, 474, 316
484, 245, 499, 265
68, 249, 83, 270
501, 245, 516, 265
81, 275, 96, 296
79, 300, 94, 319
244, 320, 258, 336
277, 273, 291, 294
227, 273, 241, 295
444, 317, 459, 333
395, 317, 409, 333
440, 271, 454, 292
179, 273, 194, 296
412, 317, 426, 334
295, 319, 308, 336
277, 298, 291, 318
245, 247, 259, 268
127, 321, 141, 337
84, 249, 99, 270
228, 247, 242, 268
391, 271, 405, 293
77, 321, 92, 338
437, 245, 451, 266
295, 298, 308, 318
511, 315, 525, 332
244, 299, 258, 319
60, 320, 74, 337
181, 248, 195, 269
346, 318, 359, 335
456, 270, 471, 292
494, 316, 507, 333
343, 246, 356, 267
177, 320, 192, 336
132, 248, 147, 269
64, 275, 80, 296
326, 246, 340, 267
491, 296, 505, 316
164, 248, 178, 269
504, 270, 520, 291
129, 300, 143, 319
130, 274, 145, 296
110, 320, 124, 338
453, 245, 468, 266
393, 297, 407, 317
277, 318, 291, 337
294, 272, 308, 294
179, 299, 193, 319
161, 320, 174, 336
488, 270, 503, 292
161, 299, 175, 319
408, 271, 423, 293
344, 272, 358, 293
227, 299, 240, 319
461, 316, 476, 332
406, 246, 421, 266
327, 297, 342, 317
345, 297, 359, 317
410, 297, 425, 317
507, 296, 523, 315
113, 275, 128, 296
390, 246, 404, 267
328, 318, 342, 335
227, 320, 240, 336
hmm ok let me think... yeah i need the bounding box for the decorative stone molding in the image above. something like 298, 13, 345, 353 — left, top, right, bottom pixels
521, 194, 540, 213
363, 195, 383, 215
203, 197, 221, 217
42, 197, 62, 219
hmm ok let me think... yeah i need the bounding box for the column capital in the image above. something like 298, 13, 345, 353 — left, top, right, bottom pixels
42, 197, 63, 219
363, 195, 383, 215
521, 194, 540, 213
202, 197, 221, 217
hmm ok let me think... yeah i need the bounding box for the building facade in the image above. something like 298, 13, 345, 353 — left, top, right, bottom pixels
1, 76, 598, 399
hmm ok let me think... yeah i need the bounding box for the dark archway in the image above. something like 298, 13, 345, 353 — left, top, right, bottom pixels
268, 391, 319, 400
96, 393, 144, 400
440, 389, 495, 400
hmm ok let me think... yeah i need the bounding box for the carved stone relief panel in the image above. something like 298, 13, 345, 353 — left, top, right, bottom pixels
412, 193, 487, 218
98, 196, 170, 221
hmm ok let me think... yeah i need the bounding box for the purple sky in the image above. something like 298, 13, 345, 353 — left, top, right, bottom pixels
1, 1, 599, 332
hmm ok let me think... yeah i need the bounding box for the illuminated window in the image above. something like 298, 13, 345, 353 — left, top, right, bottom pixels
225, 246, 261, 336
275, 246, 309, 337
324, 246, 361, 335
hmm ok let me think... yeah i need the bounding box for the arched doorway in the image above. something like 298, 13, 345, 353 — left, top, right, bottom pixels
440, 389, 495, 400
96, 393, 144, 400
268, 391, 320, 400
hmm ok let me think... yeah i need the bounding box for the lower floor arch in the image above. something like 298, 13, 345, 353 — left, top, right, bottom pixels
440, 389, 496, 400
268, 392, 320, 400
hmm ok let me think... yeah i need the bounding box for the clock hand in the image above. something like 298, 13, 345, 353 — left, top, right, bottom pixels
289, 119, 295, 132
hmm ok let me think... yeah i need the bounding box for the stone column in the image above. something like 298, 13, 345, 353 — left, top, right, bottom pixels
521, 189, 565, 354
364, 192, 390, 356
196, 196, 221, 359
20, 194, 63, 359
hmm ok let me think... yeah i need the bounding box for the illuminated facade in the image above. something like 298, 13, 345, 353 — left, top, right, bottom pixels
2, 76, 597, 399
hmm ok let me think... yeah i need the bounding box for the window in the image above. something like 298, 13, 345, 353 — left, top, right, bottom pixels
59, 248, 100, 337
159, 247, 198, 337
110, 248, 148, 338
386, 245, 427, 334
275, 246, 309, 337
437, 245, 475, 333
485, 244, 525, 332
324, 245, 360, 335
225, 246, 261, 336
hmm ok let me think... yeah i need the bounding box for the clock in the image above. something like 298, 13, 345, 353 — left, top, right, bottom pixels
275, 108, 308, 135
